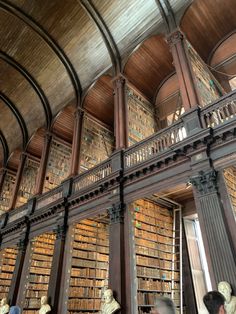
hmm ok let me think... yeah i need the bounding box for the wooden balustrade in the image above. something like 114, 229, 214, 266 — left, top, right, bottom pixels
73, 159, 112, 193
201, 90, 236, 128
124, 121, 187, 169
35, 186, 63, 210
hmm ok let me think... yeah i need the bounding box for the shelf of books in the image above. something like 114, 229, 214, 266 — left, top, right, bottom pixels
43, 139, 72, 192
126, 87, 156, 147
16, 157, 39, 208
223, 167, 236, 218
66, 217, 109, 313
23, 233, 56, 313
0, 247, 18, 300
186, 40, 222, 107
130, 199, 182, 314
0, 172, 16, 212
80, 115, 114, 172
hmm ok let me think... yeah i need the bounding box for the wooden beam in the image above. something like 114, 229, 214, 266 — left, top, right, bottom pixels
80, 0, 121, 74
0, 130, 9, 166
0, 92, 28, 149
0, 0, 82, 106
0, 51, 52, 128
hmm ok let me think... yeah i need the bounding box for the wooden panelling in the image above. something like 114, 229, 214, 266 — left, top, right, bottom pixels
83, 76, 114, 127
180, 0, 236, 61
124, 36, 174, 101
7, 150, 21, 171
26, 128, 45, 158
52, 105, 75, 143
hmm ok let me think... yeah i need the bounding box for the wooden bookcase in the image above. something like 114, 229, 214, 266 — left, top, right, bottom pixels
130, 199, 181, 314
186, 41, 222, 107
0, 247, 18, 300
43, 139, 72, 192
16, 157, 39, 208
0, 172, 16, 212
23, 233, 56, 313
126, 87, 156, 147
223, 167, 236, 217
80, 115, 114, 172
66, 218, 109, 313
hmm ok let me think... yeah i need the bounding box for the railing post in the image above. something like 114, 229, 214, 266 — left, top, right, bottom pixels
181, 107, 203, 136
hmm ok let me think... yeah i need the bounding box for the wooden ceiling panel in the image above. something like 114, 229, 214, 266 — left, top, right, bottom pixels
124, 36, 174, 101
0, 60, 45, 137
52, 105, 75, 143
156, 74, 179, 104
92, 0, 163, 56
180, 0, 236, 61
7, 149, 21, 171
83, 76, 114, 127
6, 0, 112, 89
26, 128, 45, 158
0, 99, 22, 153
0, 10, 74, 115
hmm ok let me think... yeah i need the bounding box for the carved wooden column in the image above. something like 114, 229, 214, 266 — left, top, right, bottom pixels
0, 168, 6, 196
108, 202, 126, 313
190, 170, 236, 293
35, 132, 52, 195
9, 153, 27, 210
113, 75, 128, 149
167, 30, 199, 111
8, 231, 28, 305
48, 217, 67, 314
69, 108, 84, 176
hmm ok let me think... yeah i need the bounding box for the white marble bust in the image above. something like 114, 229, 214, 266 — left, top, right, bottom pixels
218, 281, 236, 314
101, 289, 121, 314
0, 298, 10, 314
39, 296, 51, 314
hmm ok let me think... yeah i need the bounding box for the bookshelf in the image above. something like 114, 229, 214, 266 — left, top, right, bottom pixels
0, 247, 18, 300
80, 115, 114, 172
16, 157, 39, 208
66, 217, 109, 313
43, 139, 72, 192
130, 199, 181, 314
126, 87, 156, 147
23, 233, 56, 313
0, 172, 16, 212
186, 41, 222, 107
223, 167, 236, 218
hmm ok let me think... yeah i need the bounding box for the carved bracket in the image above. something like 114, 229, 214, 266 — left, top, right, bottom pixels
108, 203, 125, 224
53, 224, 66, 240
190, 170, 217, 195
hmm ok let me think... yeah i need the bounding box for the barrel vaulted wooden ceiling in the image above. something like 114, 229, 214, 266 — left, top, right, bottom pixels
0, 0, 236, 169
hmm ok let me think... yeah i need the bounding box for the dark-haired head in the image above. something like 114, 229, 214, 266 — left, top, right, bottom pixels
203, 291, 225, 314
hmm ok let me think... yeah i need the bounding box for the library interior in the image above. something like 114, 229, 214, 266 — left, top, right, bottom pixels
0, 0, 236, 313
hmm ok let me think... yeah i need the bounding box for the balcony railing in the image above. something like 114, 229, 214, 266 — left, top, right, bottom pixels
8, 204, 28, 223
73, 159, 112, 193
124, 121, 187, 169
201, 90, 236, 128
35, 185, 63, 211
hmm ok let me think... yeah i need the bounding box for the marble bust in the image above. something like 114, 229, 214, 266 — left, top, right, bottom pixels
218, 281, 236, 314
0, 298, 10, 314
39, 296, 51, 314
101, 289, 121, 314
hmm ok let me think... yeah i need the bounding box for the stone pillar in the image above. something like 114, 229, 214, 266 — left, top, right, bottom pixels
190, 170, 236, 293
35, 132, 52, 195
9, 153, 27, 210
8, 230, 28, 305
167, 29, 199, 111
69, 108, 84, 176
48, 218, 67, 314
108, 202, 126, 313
113, 75, 128, 150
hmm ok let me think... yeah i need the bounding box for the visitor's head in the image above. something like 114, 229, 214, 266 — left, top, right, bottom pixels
104, 289, 114, 304
41, 296, 47, 306
150, 296, 176, 314
218, 281, 232, 303
203, 291, 225, 314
